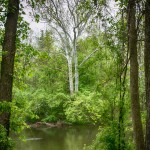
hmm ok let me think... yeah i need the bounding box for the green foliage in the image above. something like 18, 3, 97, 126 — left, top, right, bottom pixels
13, 30, 129, 126
0, 29, 4, 45
65, 92, 101, 124
0, 101, 11, 113
28, 91, 69, 123
0, 0, 8, 26
0, 1, 146, 149
85, 120, 133, 150
17, 16, 30, 41
0, 125, 14, 150
48, 93, 69, 122
11, 88, 35, 133
85, 123, 118, 150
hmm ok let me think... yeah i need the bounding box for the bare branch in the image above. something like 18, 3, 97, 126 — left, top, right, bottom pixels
79, 48, 99, 67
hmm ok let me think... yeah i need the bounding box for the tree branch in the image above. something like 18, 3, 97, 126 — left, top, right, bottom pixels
79, 48, 99, 67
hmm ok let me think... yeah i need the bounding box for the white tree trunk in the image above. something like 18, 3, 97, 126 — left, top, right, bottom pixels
74, 44, 79, 93
67, 57, 74, 95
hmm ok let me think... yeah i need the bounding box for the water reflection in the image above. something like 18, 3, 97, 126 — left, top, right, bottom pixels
15, 125, 98, 150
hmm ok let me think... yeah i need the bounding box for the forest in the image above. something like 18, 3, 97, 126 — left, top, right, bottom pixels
0, 0, 150, 150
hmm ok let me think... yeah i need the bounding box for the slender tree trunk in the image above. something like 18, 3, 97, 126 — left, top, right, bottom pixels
145, 0, 150, 149
118, 9, 126, 150
0, 0, 19, 136
128, 0, 145, 150
73, 28, 79, 93
67, 57, 74, 95
74, 44, 79, 93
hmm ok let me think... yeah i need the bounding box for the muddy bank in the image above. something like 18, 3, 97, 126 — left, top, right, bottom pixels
29, 121, 69, 128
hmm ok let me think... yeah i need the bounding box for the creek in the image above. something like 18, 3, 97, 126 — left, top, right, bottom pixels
15, 125, 98, 150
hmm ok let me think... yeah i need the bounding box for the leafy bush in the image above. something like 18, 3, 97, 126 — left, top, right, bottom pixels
84, 122, 134, 150
12, 88, 36, 129
0, 125, 14, 150
86, 124, 118, 150
29, 91, 69, 122
65, 92, 103, 124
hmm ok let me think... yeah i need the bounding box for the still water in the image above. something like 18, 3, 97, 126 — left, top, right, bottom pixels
15, 125, 98, 150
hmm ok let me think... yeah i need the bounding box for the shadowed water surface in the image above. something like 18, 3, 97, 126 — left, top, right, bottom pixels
15, 125, 98, 150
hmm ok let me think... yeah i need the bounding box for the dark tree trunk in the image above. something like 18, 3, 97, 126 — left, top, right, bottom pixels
128, 0, 145, 149
0, 0, 19, 136
145, 0, 150, 149
118, 9, 127, 150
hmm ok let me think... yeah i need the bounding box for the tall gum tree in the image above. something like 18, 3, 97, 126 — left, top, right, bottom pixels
0, 0, 19, 136
145, 0, 150, 149
128, 0, 145, 149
